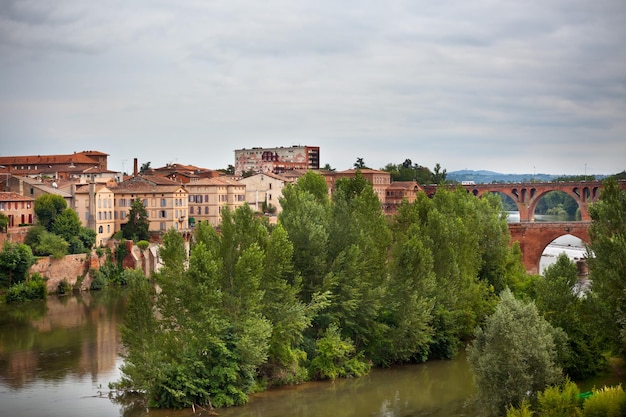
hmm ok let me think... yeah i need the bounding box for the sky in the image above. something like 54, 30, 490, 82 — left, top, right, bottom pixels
0, 0, 624, 176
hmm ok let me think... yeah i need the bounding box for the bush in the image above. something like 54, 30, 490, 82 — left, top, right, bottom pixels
137, 240, 150, 251
6, 274, 47, 303
309, 324, 370, 380
582, 385, 626, 417
90, 270, 108, 291
538, 379, 583, 417
506, 400, 534, 417
57, 279, 71, 295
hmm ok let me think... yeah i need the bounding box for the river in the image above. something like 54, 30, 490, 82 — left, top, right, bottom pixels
0, 290, 478, 417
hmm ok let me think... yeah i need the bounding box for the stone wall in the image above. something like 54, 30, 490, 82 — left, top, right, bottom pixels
30, 254, 94, 293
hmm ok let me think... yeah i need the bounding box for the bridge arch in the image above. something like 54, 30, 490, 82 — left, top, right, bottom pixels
508, 222, 591, 274
467, 181, 604, 222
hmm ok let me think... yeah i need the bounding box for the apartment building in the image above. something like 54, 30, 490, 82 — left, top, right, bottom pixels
185, 177, 246, 227
0, 192, 34, 229
112, 175, 189, 233
234, 145, 320, 176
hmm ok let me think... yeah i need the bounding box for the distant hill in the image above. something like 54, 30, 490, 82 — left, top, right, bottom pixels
447, 170, 556, 184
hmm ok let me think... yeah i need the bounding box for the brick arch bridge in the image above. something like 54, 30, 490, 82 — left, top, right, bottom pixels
464, 181, 603, 221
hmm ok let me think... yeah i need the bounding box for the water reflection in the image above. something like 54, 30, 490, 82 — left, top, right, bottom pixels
0, 290, 126, 417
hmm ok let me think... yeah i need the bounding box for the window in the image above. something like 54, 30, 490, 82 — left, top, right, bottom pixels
161, 198, 167, 207
107, 225, 110, 233
159, 210, 166, 218
98, 226, 103, 233
190, 206, 194, 214
205, 206, 209, 214
160, 222, 166, 230
205, 195, 209, 202
121, 211, 126, 220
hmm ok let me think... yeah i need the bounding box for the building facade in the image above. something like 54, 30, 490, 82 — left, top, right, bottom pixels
185, 177, 246, 227
0, 150, 111, 180
234, 146, 320, 176
68, 183, 116, 246
0, 192, 34, 229
238, 172, 291, 215
112, 176, 189, 234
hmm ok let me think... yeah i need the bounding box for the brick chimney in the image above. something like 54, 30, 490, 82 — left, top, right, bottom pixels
133, 158, 138, 177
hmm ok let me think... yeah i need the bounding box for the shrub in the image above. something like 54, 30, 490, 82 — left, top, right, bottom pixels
537, 379, 583, 417
506, 400, 534, 417
6, 274, 47, 303
582, 385, 626, 417
309, 324, 370, 380
57, 279, 71, 295
136, 240, 150, 251
90, 270, 108, 291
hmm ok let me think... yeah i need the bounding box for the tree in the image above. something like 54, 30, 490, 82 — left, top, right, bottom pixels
51, 208, 82, 240
0, 212, 9, 232
294, 170, 329, 205
34, 194, 67, 231
534, 253, 607, 379
467, 289, 566, 417
0, 242, 36, 287
34, 231, 69, 259
431, 163, 447, 183
122, 199, 150, 241
587, 177, 626, 352
140, 161, 151, 173
353, 157, 368, 169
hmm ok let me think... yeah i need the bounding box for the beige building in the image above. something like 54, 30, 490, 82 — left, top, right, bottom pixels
66, 183, 116, 246
185, 177, 247, 227
238, 172, 292, 214
112, 175, 189, 234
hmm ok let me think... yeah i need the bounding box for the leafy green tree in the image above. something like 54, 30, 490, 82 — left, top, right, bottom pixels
432, 162, 447, 183
467, 289, 566, 417
587, 177, 626, 352
34, 194, 67, 231
279, 184, 329, 301
0, 212, 9, 232
294, 170, 329, 205
140, 161, 151, 173
373, 223, 435, 365
308, 324, 370, 380
0, 241, 36, 287
323, 172, 391, 354
34, 230, 69, 259
534, 254, 607, 379
122, 198, 149, 241
50, 208, 82, 240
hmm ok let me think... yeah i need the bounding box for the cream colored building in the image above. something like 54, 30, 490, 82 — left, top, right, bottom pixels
185, 177, 246, 227
238, 172, 291, 215
112, 176, 189, 234
67, 183, 116, 246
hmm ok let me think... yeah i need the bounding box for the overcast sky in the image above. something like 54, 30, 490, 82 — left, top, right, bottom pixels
1, 0, 624, 175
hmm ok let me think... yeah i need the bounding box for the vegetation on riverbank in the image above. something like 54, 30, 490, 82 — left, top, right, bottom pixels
115, 170, 622, 412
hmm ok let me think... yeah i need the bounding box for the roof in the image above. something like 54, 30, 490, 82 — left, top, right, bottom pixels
10, 176, 72, 197
71, 184, 113, 194
0, 151, 105, 167
112, 175, 187, 194
0, 192, 34, 202
239, 172, 290, 183
186, 177, 244, 187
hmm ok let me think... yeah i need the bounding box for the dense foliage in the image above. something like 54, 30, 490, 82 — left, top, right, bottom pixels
5, 273, 47, 303
0, 241, 36, 287
29, 195, 96, 255
116, 171, 527, 410
467, 289, 566, 417
587, 177, 626, 353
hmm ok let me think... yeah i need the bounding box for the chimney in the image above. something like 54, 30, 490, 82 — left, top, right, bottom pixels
134, 158, 138, 177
